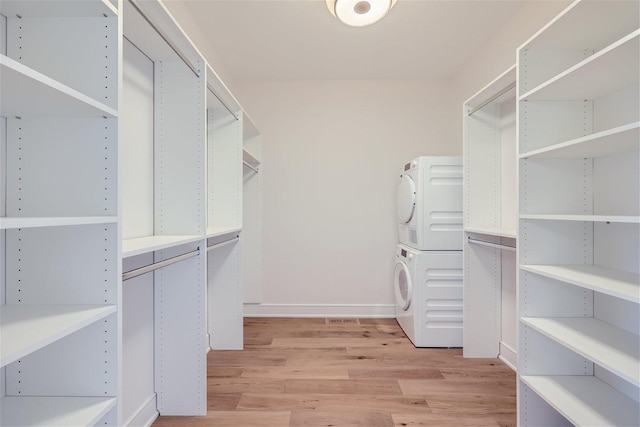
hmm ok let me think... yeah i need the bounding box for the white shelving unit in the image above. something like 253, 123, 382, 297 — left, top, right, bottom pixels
462, 65, 518, 369
205, 64, 245, 350
0, 0, 121, 425
517, 1, 640, 425
120, 0, 206, 421
242, 113, 263, 305
2, 0, 258, 424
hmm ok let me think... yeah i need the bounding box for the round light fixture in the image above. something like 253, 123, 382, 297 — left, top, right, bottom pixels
326, 0, 397, 27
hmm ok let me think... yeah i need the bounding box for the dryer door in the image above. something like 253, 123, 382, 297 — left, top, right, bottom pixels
397, 174, 416, 224
394, 260, 412, 311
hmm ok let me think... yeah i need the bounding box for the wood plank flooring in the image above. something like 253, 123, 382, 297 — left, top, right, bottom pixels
152, 318, 516, 427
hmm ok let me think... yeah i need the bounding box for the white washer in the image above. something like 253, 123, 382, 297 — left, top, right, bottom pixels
397, 156, 463, 250
394, 244, 463, 347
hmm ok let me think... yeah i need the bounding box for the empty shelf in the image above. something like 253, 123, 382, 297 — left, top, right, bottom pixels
0, 304, 117, 367
464, 227, 517, 239
519, 122, 640, 159
520, 214, 640, 223
0, 55, 117, 118
0, 216, 117, 230
521, 375, 639, 427
521, 30, 639, 101
0, 0, 116, 18
521, 264, 639, 303
521, 317, 640, 386
122, 235, 203, 258
0, 396, 116, 427
243, 148, 261, 168
206, 226, 242, 238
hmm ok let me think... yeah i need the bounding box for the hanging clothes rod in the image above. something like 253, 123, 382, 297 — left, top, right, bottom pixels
467, 82, 516, 116
207, 85, 238, 120
468, 237, 516, 252
207, 236, 240, 252
243, 161, 259, 173
128, 0, 200, 78
123, 249, 200, 281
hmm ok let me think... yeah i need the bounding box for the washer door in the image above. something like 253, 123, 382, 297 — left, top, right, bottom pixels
397, 174, 416, 224
394, 260, 412, 311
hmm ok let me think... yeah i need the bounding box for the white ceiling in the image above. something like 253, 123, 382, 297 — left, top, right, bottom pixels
179, 0, 526, 80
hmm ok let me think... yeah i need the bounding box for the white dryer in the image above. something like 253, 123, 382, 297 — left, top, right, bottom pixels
397, 156, 463, 250
394, 244, 463, 347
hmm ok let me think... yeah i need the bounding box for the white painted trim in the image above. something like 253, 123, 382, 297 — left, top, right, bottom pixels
243, 303, 396, 318
499, 341, 518, 372
125, 394, 158, 427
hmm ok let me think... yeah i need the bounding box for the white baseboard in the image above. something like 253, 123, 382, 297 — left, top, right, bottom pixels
499, 341, 518, 372
125, 393, 158, 427
243, 303, 396, 318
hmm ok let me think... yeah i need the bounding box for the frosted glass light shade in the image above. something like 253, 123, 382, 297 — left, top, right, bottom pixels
326, 0, 396, 27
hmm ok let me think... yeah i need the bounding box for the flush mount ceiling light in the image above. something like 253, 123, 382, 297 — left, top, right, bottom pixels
326, 0, 397, 27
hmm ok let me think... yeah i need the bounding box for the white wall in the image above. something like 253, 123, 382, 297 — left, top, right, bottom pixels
234, 79, 456, 316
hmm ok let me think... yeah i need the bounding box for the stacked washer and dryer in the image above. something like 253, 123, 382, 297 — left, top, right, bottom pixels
395, 156, 463, 347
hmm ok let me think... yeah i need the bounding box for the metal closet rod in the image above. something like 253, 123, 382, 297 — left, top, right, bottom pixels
128, 0, 200, 78
122, 249, 200, 281
207, 86, 239, 121
467, 237, 516, 252
207, 236, 240, 252
467, 82, 516, 116
243, 161, 259, 173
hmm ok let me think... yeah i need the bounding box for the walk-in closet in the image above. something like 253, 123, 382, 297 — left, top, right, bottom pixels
0, 0, 637, 426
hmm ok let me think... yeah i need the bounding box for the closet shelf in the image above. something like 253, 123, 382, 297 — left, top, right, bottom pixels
122, 235, 203, 258
520, 214, 640, 223
464, 227, 516, 239
0, 0, 117, 18
522, 0, 639, 51
206, 226, 242, 239
0, 216, 117, 230
243, 148, 261, 168
465, 65, 516, 113
521, 265, 639, 303
0, 396, 117, 427
520, 30, 639, 102
0, 304, 117, 367
521, 317, 640, 386
520, 375, 639, 427
0, 55, 118, 118
519, 122, 640, 159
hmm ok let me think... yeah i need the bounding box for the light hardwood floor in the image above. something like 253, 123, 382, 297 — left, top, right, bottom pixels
152, 317, 516, 427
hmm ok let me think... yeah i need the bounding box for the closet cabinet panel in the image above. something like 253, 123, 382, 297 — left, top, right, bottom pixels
121, 254, 155, 426
207, 97, 242, 235
205, 65, 244, 350
122, 37, 153, 240
463, 65, 517, 368
5, 118, 117, 218
242, 114, 262, 304
517, 1, 639, 425
207, 235, 243, 350
5, 315, 117, 396
154, 59, 205, 236
154, 242, 206, 415
5, 224, 117, 305
5, 16, 118, 109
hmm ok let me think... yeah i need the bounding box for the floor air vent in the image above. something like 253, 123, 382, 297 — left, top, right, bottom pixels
326, 318, 359, 324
